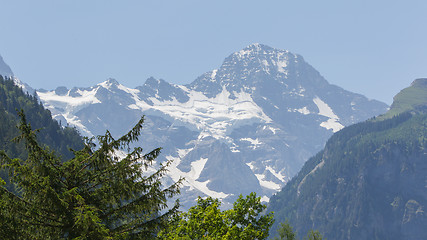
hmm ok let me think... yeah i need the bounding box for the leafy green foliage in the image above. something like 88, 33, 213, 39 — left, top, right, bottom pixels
158, 192, 274, 239
0, 113, 182, 239
274, 221, 324, 240
274, 221, 296, 240
305, 230, 323, 240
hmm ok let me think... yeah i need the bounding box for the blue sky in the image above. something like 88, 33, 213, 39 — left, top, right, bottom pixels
0, 0, 426, 104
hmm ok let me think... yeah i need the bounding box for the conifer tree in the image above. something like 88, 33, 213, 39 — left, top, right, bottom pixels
0, 112, 182, 239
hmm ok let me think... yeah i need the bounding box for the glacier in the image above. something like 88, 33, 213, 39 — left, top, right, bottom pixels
35, 44, 388, 208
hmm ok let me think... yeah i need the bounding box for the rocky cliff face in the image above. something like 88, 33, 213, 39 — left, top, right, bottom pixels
267, 79, 427, 240
35, 44, 388, 208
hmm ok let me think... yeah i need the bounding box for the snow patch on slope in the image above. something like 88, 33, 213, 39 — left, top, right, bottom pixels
248, 162, 284, 190
38, 88, 103, 136
313, 97, 344, 132
241, 137, 262, 149
296, 107, 310, 115
129, 86, 272, 139
276, 52, 289, 74
260, 196, 270, 203
38, 87, 100, 109
211, 69, 218, 80
255, 173, 281, 191
189, 158, 208, 180
266, 166, 287, 183
166, 150, 229, 199
117, 83, 140, 96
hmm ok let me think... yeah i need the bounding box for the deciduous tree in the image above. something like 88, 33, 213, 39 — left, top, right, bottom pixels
158, 192, 274, 239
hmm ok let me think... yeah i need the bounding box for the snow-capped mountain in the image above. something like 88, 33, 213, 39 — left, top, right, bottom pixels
36, 44, 388, 208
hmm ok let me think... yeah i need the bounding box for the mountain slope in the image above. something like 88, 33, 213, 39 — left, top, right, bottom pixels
0, 76, 84, 193
385, 78, 427, 117
0, 55, 13, 77
0, 54, 34, 94
36, 44, 388, 208
0, 76, 84, 159
267, 79, 427, 240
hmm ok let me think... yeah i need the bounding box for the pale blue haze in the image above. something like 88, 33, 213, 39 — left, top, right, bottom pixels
0, 0, 426, 104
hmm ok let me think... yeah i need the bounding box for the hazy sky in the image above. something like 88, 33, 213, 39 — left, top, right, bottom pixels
1, 0, 426, 104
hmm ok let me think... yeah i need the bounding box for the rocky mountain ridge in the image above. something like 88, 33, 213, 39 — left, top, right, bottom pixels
4, 45, 389, 208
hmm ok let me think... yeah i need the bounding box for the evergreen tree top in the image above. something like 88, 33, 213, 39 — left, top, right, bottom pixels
0, 112, 182, 239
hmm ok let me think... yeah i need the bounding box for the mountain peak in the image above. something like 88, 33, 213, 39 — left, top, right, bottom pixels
98, 78, 120, 89
233, 43, 290, 59
144, 77, 163, 86
106, 78, 119, 85
229, 43, 296, 71
242, 43, 271, 51
410, 78, 427, 87
246, 42, 262, 48
189, 44, 304, 97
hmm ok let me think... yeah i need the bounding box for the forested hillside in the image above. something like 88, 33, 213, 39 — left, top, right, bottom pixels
0, 76, 84, 191
267, 79, 427, 240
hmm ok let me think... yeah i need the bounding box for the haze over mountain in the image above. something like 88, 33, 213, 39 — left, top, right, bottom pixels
0, 55, 34, 95
0, 55, 13, 78
267, 78, 427, 240
32, 44, 388, 208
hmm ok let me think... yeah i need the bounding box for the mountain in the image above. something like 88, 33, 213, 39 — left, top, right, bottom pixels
0, 55, 13, 78
267, 78, 427, 240
36, 44, 388, 208
0, 54, 34, 94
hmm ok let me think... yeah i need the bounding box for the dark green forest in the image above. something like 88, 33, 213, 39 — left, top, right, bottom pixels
0, 76, 84, 193
0, 76, 83, 160
268, 104, 427, 239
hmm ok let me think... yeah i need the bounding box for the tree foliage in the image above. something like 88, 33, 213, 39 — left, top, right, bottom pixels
0, 76, 84, 194
274, 221, 296, 240
305, 230, 323, 240
0, 76, 83, 161
0, 113, 182, 239
158, 192, 274, 239
274, 221, 323, 240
